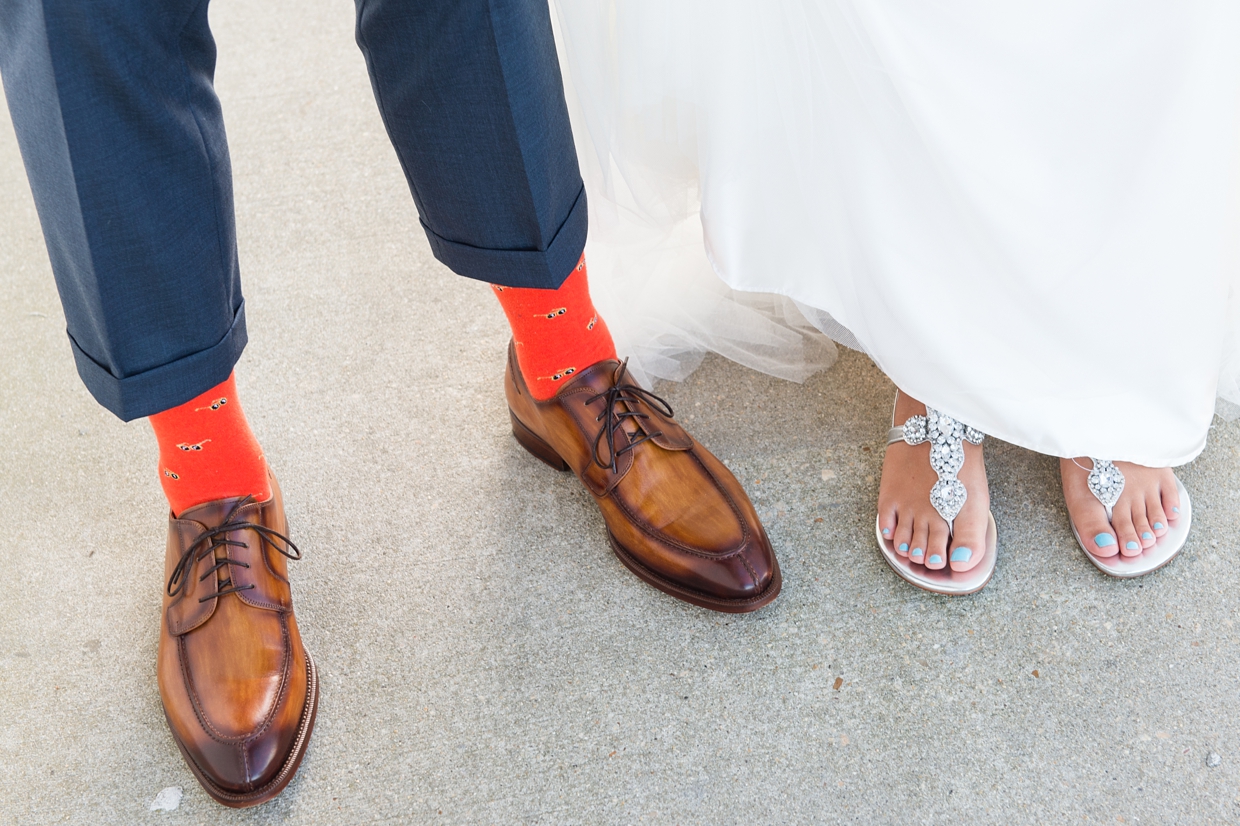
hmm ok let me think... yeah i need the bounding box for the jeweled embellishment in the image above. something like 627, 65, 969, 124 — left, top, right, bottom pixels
930, 479, 968, 523
901, 407, 984, 528
902, 414, 927, 444
1086, 458, 1125, 513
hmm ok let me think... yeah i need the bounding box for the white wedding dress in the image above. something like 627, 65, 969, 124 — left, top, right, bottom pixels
550, 1, 1240, 467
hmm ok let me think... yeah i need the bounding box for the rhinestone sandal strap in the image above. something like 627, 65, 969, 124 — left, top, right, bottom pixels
890, 406, 985, 529
1086, 458, 1124, 519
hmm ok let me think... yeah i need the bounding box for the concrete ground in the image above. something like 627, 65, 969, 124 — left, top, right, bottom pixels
2, 2, 1240, 824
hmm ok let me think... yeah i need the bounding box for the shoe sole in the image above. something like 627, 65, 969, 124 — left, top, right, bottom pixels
1070, 475, 1191, 578
875, 511, 998, 596
166, 649, 319, 808
608, 530, 782, 613
511, 409, 782, 613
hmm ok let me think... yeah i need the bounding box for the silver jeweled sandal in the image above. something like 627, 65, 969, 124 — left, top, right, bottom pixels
875, 397, 998, 596
1068, 458, 1191, 578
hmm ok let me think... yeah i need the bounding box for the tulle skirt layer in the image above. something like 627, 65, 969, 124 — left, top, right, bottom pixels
552, 1, 1240, 467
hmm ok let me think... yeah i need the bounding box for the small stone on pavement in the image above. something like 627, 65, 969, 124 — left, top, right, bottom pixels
150, 786, 183, 812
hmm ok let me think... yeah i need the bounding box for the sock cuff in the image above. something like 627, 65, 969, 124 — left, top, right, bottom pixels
492, 256, 617, 399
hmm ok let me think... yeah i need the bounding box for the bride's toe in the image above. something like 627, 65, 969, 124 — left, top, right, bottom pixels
947, 511, 988, 573
893, 514, 914, 558
1111, 505, 1144, 557
1075, 507, 1119, 557
1144, 493, 1170, 538
1158, 480, 1181, 526
877, 501, 897, 544
948, 536, 984, 572
1129, 507, 1156, 551
910, 520, 930, 565
925, 521, 950, 569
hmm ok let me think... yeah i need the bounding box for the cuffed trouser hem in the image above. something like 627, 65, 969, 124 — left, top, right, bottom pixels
423, 185, 587, 290
69, 301, 248, 422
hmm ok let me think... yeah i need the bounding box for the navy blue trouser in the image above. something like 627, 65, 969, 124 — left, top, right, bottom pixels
0, 0, 586, 421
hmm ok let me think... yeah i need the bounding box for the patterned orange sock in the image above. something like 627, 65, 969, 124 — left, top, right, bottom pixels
149, 372, 272, 516
493, 255, 617, 400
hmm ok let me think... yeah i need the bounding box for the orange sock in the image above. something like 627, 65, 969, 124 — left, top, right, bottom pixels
149, 372, 272, 516
493, 255, 617, 400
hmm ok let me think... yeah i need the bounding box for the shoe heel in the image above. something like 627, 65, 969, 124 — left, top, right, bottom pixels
509, 409, 570, 471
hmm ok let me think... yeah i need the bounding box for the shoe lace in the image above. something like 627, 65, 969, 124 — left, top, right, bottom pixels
584, 359, 675, 473
166, 496, 302, 603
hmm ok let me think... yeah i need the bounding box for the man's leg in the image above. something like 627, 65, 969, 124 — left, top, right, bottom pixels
0, 0, 316, 806
0, 0, 243, 419
354, 0, 586, 290
355, 0, 782, 612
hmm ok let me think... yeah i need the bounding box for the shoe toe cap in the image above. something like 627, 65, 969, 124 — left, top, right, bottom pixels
613, 523, 778, 606
704, 550, 774, 601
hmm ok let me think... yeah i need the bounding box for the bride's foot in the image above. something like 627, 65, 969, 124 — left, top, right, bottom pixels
1060, 459, 1181, 558
878, 392, 991, 572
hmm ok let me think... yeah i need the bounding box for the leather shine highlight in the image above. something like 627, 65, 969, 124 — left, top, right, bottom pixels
504, 342, 781, 612
157, 473, 316, 807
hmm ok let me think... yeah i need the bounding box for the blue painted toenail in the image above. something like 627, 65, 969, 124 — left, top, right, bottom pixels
1153, 522, 1164, 530
1126, 541, 1139, 550
950, 547, 972, 563
911, 547, 923, 557
898, 543, 908, 552
883, 528, 890, 535
1094, 534, 1116, 548
928, 555, 943, 564
1142, 532, 1154, 540
1173, 507, 1180, 513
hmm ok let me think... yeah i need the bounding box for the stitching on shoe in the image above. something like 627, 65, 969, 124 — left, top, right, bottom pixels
244, 614, 294, 743
240, 744, 252, 792
514, 355, 759, 559
235, 505, 294, 610
258, 508, 291, 584
609, 449, 751, 558
508, 347, 523, 396
739, 552, 760, 588
180, 635, 243, 746
610, 533, 776, 605
170, 654, 316, 804
179, 612, 293, 746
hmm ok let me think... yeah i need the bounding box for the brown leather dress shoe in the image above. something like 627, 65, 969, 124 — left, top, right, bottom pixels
505, 342, 781, 612
157, 473, 318, 808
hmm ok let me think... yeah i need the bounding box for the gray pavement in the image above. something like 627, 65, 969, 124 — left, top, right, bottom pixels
2, 2, 1240, 824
